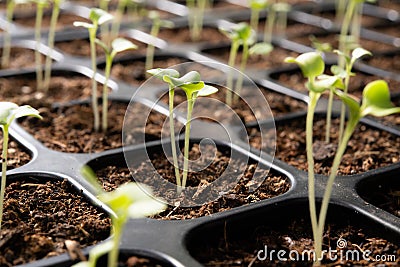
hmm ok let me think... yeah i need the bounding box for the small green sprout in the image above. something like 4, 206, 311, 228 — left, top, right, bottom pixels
263, 2, 291, 44
73, 166, 166, 267
145, 11, 174, 76
43, 0, 64, 92
333, 47, 372, 142
33, 0, 50, 91
2, 0, 31, 69
0, 102, 42, 233
74, 8, 114, 132
147, 69, 218, 194
285, 52, 343, 265
96, 37, 137, 132
248, 0, 269, 32
186, 0, 208, 41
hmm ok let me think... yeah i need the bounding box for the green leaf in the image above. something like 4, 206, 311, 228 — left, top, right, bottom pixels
350, 47, 372, 65
311, 74, 344, 92
128, 198, 166, 218
272, 2, 291, 12
73, 21, 94, 29
334, 88, 361, 121
163, 71, 204, 95
147, 68, 180, 80
330, 65, 347, 79
249, 42, 273, 55
111, 38, 138, 53
285, 52, 325, 78
0, 102, 42, 126
198, 85, 218, 97
360, 80, 400, 117
0, 102, 18, 125
89, 8, 113, 25
249, 0, 269, 10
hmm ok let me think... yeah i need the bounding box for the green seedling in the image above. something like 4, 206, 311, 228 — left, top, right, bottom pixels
74, 8, 114, 132
147, 69, 218, 194
145, 11, 174, 76
263, 2, 290, 44
96, 37, 137, 132
73, 166, 166, 267
220, 22, 272, 105
2, 0, 31, 69
315, 80, 400, 266
285, 52, 343, 265
333, 47, 371, 142
43, 0, 64, 92
33, 0, 49, 91
249, 0, 269, 32
0, 102, 42, 233
109, 0, 143, 43
186, 0, 208, 41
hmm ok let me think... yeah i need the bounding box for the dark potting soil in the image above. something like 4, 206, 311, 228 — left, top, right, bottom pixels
158, 86, 306, 124
0, 74, 107, 107
248, 117, 400, 176
363, 51, 400, 74
0, 47, 48, 70
157, 27, 229, 44
96, 143, 290, 220
19, 101, 170, 153
192, 218, 400, 266
0, 137, 31, 170
273, 68, 400, 97
0, 178, 111, 267
13, 11, 90, 30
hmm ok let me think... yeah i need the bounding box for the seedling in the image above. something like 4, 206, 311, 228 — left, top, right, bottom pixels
186, 0, 208, 41
74, 8, 114, 132
145, 11, 174, 76
95, 37, 137, 132
73, 166, 166, 267
0, 102, 42, 233
147, 69, 218, 194
2, 0, 31, 69
285, 52, 343, 264
263, 2, 291, 44
333, 47, 371, 142
220, 22, 272, 105
249, 0, 269, 32
42, 0, 64, 92
33, 0, 49, 91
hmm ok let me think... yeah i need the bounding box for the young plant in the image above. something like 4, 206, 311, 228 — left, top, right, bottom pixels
147, 69, 218, 194
74, 8, 113, 132
186, 0, 208, 41
145, 11, 174, 76
73, 166, 166, 267
42, 0, 64, 92
220, 22, 272, 105
2, 0, 31, 69
249, 0, 269, 32
333, 47, 371, 142
0, 102, 42, 233
285, 52, 343, 265
109, 0, 143, 43
95, 37, 137, 132
33, 0, 49, 91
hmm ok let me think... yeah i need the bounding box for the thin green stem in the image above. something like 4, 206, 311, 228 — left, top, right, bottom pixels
43, 0, 61, 92
226, 41, 239, 106
264, 5, 276, 44
102, 55, 112, 133
186, 0, 196, 40
276, 9, 287, 37
250, 9, 260, 32
110, 0, 127, 41
89, 27, 100, 132
108, 219, 123, 267
181, 94, 196, 190
233, 40, 249, 104
325, 89, 334, 143
100, 0, 110, 45
315, 117, 359, 265
195, 0, 206, 41
351, 2, 362, 46
2, 0, 15, 69
339, 65, 351, 143
0, 125, 9, 233
145, 19, 160, 78
338, 0, 357, 69
169, 87, 181, 189
306, 91, 321, 264
35, 3, 45, 91
335, 0, 346, 24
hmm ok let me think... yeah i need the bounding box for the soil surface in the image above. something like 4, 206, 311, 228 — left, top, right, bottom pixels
0, 137, 31, 170
192, 216, 400, 266
0, 177, 111, 267
0, 48, 48, 70
19, 101, 171, 153
248, 116, 400, 175
158, 27, 229, 44
363, 51, 400, 74
96, 143, 290, 220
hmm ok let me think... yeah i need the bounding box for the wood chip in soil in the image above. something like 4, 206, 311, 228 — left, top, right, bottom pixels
0, 178, 111, 267
96, 143, 290, 220
248, 116, 400, 175
19, 101, 171, 153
